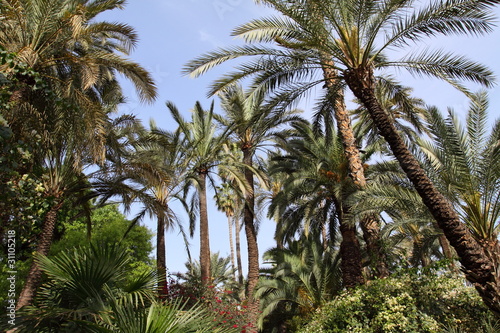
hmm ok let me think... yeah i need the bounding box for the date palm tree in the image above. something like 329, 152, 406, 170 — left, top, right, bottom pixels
187, 0, 500, 313
256, 232, 341, 331
0, 0, 156, 157
419, 91, 500, 265
95, 121, 188, 298
2, 0, 157, 309
269, 119, 365, 287
167, 101, 233, 287
217, 85, 301, 326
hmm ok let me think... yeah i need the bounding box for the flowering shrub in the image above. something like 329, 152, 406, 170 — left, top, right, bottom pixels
298, 264, 496, 333
162, 273, 255, 332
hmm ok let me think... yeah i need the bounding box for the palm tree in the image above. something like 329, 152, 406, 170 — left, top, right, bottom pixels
11, 244, 239, 333
0, 0, 156, 157
187, 0, 500, 313
176, 252, 238, 292
95, 121, 188, 297
13, 243, 158, 332
419, 91, 500, 264
183, 3, 397, 280
167, 101, 230, 287
256, 232, 341, 331
269, 119, 365, 288
352, 160, 452, 269
1, 0, 157, 309
214, 182, 238, 281
217, 85, 301, 326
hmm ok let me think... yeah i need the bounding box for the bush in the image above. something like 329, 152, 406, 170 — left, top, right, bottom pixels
298, 265, 495, 333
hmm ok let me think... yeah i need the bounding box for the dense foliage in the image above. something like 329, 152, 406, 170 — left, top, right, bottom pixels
298, 264, 497, 333
2, 0, 500, 332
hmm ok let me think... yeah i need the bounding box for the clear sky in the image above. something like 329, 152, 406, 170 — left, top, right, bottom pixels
100, 0, 500, 275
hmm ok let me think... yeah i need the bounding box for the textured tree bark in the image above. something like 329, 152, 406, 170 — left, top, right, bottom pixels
345, 66, 500, 315
157, 216, 168, 298
242, 148, 260, 332
198, 172, 211, 287
338, 206, 365, 288
321, 58, 388, 278
360, 214, 389, 278
234, 216, 244, 287
16, 200, 63, 309
227, 213, 237, 280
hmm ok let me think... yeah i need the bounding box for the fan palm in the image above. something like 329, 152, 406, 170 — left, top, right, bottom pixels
11, 244, 238, 333
13, 243, 157, 332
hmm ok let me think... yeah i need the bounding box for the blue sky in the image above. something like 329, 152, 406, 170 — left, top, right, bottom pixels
101, 0, 500, 275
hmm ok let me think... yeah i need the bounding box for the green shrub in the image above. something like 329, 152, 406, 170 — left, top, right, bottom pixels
298, 265, 495, 333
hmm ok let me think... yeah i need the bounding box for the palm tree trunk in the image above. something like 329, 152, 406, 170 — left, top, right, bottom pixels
17, 199, 63, 309
242, 148, 260, 331
198, 172, 211, 287
338, 204, 365, 289
157, 216, 168, 298
227, 213, 236, 280
235, 216, 244, 287
360, 214, 389, 278
321, 58, 388, 279
345, 66, 500, 315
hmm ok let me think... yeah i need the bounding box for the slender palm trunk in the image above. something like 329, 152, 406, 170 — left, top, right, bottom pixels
198, 172, 211, 286
235, 216, 244, 287
157, 216, 168, 297
242, 148, 260, 331
321, 58, 388, 278
226, 213, 236, 280
17, 199, 63, 309
360, 214, 389, 278
345, 66, 500, 315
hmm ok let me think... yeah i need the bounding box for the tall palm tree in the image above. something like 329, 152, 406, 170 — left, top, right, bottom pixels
214, 182, 238, 281
269, 119, 365, 288
95, 121, 188, 297
167, 101, 231, 287
419, 91, 500, 264
183, 2, 400, 279
1, 0, 157, 309
217, 85, 301, 326
187, 0, 500, 313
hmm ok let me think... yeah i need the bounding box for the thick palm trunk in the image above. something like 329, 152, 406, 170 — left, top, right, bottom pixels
242, 148, 260, 331
337, 204, 365, 288
17, 200, 63, 309
345, 66, 500, 315
322, 59, 388, 278
157, 216, 168, 297
235, 216, 244, 287
226, 213, 236, 280
198, 172, 211, 286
